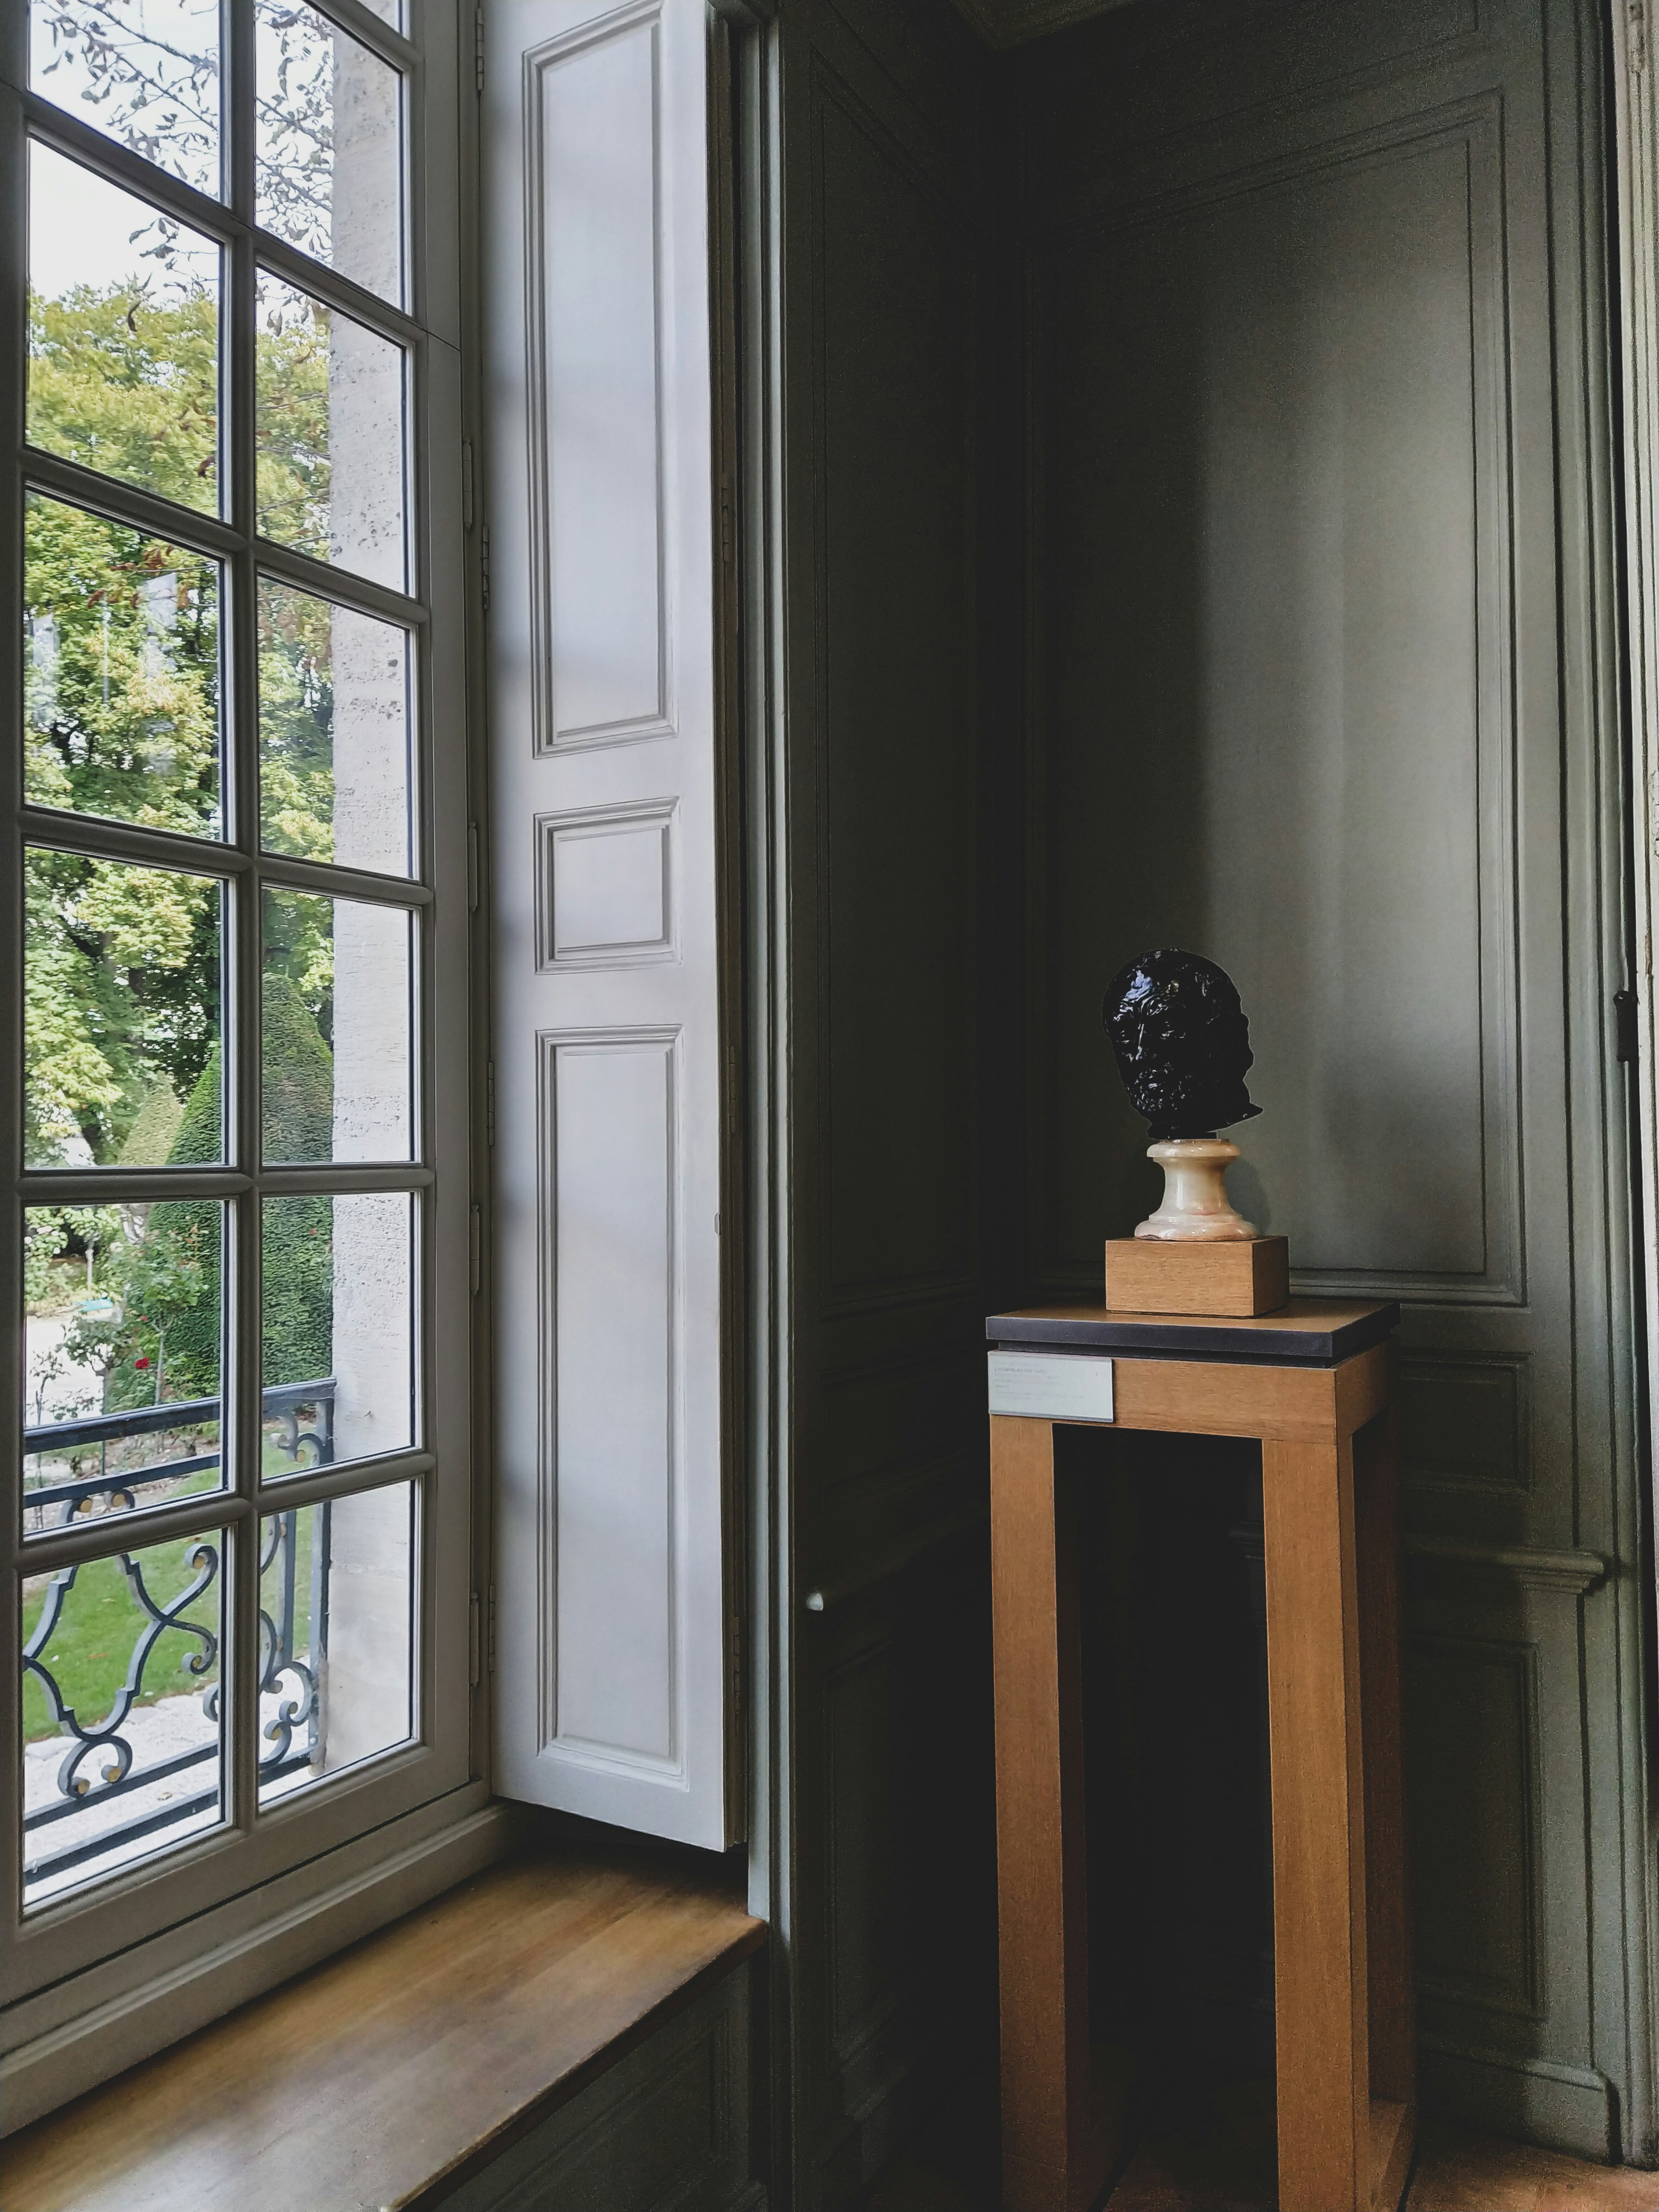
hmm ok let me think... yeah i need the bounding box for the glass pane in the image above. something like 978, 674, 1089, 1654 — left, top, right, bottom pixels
262, 1193, 415, 1463
255, 0, 404, 308
22, 1520, 225, 1909
258, 1483, 415, 1811
255, 273, 406, 589
28, 142, 221, 515
258, 580, 412, 876
263, 888, 413, 1164
24, 1203, 223, 1536
25, 849, 222, 1169
25, 492, 222, 837
29, 0, 221, 198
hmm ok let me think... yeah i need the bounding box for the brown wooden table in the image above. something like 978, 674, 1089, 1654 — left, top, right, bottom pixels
986, 1300, 1414, 2212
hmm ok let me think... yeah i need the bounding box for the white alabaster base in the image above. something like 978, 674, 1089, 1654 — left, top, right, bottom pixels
1134, 1136, 1258, 1241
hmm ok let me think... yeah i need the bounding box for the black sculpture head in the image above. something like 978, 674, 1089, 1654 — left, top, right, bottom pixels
1104, 948, 1261, 1141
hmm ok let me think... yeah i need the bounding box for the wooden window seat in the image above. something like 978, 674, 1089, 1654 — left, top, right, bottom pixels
2, 1839, 765, 2212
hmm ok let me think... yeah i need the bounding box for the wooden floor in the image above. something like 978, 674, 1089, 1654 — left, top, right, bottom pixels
862, 2084, 1659, 2212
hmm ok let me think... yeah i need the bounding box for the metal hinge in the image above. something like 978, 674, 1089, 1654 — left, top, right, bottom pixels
474, 5, 485, 93
461, 439, 475, 531
486, 1059, 497, 1146
487, 1584, 498, 1673
1616, 987, 1639, 1063
719, 472, 734, 568
467, 819, 479, 912
469, 1592, 482, 1686
469, 1202, 481, 1296
479, 524, 491, 613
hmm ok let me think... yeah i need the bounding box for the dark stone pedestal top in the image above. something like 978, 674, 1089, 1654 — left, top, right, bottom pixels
985, 1298, 1400, 1369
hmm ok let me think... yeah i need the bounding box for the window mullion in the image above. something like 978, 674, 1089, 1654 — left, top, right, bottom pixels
227, 0, 254, 231
20, 1495, 257, 1582
15, 811, 246, 879
226, 0, 262, 1846
18, 1168, 252, 1204
0, 35, 28, 1947
302, 0, 419, 77
18, 95, 238, 245
246, 229, 424, 348
15, 451, 245, 560
245, 537, 428, 630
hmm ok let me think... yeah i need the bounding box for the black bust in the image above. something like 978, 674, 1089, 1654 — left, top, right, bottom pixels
1103, 948, 1261, 1142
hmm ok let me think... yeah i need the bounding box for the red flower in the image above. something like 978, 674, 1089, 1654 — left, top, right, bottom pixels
134, 1356, 151, 1369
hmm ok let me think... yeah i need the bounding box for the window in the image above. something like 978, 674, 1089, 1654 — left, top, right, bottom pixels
2, 0, 473, 2019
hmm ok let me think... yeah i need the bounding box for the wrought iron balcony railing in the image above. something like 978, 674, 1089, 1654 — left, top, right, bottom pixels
20, 1380, 336, 1897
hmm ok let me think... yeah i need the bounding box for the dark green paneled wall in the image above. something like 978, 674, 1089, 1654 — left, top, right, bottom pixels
1015, 0, 1653, 2162
773, 0, 1655, 2194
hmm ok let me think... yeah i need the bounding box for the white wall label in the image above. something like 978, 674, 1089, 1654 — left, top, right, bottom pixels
987, 1350, 1115, 1422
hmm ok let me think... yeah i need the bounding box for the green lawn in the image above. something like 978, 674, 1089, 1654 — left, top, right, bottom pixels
23, 1449, 323, 1745
23, 1536, 220, 1742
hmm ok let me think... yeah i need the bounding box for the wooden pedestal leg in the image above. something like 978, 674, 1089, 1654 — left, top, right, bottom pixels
1355, 1392, 1416, 2208
990, 1416, 1117, 2212
1262, 1434, 1370, 2212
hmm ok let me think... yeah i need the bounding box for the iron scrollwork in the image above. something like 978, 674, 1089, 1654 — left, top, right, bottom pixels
23, 1540, 220, 1803
257, 1506, 321, 1770
20, 1377, 336, 1890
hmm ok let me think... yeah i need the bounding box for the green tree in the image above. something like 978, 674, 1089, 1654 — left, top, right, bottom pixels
24, 278, 340, 1170
111, 1047, 220, 1408
20, 1, 352, 1737
255, 976, 336, 1387
129, 976, 336, 1408
24, 249, 344, 1410
28, 286, 219, 512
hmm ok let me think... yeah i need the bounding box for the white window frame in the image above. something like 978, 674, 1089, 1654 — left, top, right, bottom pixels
0, 0, 489, 2126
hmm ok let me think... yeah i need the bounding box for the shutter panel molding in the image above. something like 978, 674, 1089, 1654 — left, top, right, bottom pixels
485, 0, 734, 1848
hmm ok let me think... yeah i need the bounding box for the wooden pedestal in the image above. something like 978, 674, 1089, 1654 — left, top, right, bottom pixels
1104, 1233, 1289, 1316
986, 1299, 1414, 2212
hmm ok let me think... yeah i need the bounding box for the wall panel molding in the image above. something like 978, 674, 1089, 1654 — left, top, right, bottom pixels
822, 1343, 984, 1494
1417, 2037, 1614, 2162
440, 1960, 758, 2211
1027, 96, 1523, 1304
1016, 0, 1491, 217
1405, 1534, 1608, 1595
946, 0, 1138, 49
1399, 1353, 1531, 1496
535, 1026, 682, 1777
534, 799, 679, 971
1406, 1632, 1543, 2019
802, 1506, 989, 1616
1033, 91, 1507, 252
522, 1, 675, 754
819, 0, 988, 212
1405, 1533, 1604, 2123
1017, 0, 1648, 2156
807, 54, 984, 1326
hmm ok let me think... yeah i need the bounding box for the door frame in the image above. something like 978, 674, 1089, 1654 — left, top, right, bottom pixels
1591, 0, 1658, 2167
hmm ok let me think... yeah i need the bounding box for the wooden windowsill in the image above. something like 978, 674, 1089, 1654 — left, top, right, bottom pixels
2, 1837, 765, 2212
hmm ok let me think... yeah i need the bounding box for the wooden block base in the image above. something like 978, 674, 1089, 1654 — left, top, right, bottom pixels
1104, 1234, 1289, 1317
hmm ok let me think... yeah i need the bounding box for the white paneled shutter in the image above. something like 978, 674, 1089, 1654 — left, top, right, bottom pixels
485, 0, 734, 1846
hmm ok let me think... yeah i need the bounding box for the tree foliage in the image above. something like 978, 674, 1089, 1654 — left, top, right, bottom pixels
24, 255, 345, 1407
29, 0, 220, 199
29, 0, 348, 251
